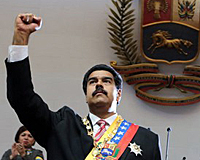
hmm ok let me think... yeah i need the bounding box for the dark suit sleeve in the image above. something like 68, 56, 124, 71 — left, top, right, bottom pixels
153, 134, 162, 160
5, 58, 57, 147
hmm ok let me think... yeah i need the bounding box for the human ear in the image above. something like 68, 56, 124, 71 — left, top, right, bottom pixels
116, 89, 122, 104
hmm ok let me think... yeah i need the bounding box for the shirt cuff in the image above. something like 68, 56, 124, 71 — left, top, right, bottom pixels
7, 45, 28, 62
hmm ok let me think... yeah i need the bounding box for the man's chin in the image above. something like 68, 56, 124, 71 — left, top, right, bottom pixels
90, 100, 108, 108
95, 101, 107, 107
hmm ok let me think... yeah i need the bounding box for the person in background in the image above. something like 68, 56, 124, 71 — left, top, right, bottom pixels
1, 126, 44, 160
5, 13, 162, 160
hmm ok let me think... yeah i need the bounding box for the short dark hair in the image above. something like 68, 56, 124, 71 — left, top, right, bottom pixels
14, 126, 35, 145
82, 64, 123, 95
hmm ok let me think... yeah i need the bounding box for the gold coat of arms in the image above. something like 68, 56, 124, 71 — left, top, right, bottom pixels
141, 0, 199, 64
108, 0, 200, 106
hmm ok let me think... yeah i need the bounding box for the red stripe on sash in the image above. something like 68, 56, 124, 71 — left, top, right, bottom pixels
113, 123, 139, 159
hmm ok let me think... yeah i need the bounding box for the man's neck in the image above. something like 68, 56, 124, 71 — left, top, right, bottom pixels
92, 112, 116, 119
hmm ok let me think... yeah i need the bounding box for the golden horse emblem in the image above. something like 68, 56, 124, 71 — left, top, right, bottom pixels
148, 30, 193, 55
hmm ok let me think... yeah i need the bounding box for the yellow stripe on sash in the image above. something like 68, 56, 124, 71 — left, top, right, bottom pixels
85, 115, 123, 160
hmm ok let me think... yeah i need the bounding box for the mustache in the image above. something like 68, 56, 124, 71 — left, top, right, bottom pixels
92, 87, 108, 97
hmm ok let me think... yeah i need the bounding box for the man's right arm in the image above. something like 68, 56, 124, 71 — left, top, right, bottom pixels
5, 14, 51, 147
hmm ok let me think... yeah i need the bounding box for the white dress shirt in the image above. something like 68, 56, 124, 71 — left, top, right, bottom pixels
8, 45, 28, 62
89, 112, 117, 137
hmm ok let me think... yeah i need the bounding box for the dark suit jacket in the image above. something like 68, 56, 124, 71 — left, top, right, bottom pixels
6, 58, 161, 160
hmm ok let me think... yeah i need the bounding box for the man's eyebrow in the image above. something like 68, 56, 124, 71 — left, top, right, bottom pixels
88, 76, 113, 81
88, 77, 97, 81
103, 77, 113, 80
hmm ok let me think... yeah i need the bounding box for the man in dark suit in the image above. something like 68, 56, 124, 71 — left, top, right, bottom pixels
5, 13, 162, 160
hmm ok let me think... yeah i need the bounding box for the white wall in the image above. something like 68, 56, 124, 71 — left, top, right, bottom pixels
0, 0, 200, 159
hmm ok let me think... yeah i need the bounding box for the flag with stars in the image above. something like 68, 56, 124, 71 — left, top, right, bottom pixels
111, 120, 131, 144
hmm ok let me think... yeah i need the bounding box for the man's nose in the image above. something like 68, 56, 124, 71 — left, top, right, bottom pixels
96, 84, 103, 90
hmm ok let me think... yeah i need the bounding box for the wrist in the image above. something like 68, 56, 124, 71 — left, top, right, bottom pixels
12, 30, 29, 45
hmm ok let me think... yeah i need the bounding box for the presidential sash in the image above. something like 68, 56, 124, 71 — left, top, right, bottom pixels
84, 116, 139, 160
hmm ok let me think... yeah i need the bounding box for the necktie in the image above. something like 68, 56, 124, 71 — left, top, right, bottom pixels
94, 119, 107, 142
